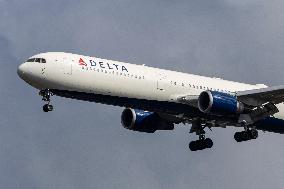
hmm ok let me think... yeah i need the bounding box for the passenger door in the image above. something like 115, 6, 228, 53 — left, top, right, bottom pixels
157, 73, 168, 92
61, 57, 72, 75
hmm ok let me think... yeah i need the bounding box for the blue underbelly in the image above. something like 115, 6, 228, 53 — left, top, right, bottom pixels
255, 117, 284, 134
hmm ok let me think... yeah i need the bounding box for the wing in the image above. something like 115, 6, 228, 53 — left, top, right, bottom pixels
237, 85, 284, 106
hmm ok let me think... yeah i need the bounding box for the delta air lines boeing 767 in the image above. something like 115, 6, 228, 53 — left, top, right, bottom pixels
17, 52, 284, 151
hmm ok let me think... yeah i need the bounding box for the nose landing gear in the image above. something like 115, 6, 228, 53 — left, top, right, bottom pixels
39, 89, 54, 112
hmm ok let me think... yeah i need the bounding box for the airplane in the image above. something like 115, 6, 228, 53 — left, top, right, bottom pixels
17, 52, 284, 151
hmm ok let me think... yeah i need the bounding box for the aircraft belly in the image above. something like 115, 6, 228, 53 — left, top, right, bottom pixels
255, 117, 284, 134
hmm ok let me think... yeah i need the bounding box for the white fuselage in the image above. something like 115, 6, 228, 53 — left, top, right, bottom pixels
17, 52, 284, 120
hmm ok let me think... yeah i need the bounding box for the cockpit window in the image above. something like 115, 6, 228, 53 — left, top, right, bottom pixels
35, 58, 41, 63
27, 58, 35, 62
26, 58, 46, 63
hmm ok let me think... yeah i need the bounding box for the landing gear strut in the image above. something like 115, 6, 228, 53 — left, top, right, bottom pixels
189, 121, 213, 151
39, 89, 53, 112
234, 122, 258, 142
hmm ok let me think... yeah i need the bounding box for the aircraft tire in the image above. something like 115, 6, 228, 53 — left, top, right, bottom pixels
189, 141, 198, 151
204, 138, 213, 148
234, 132, 243, 142
241, 131, 250, 141
43, 104, 53, 112
189, 139, 213, 151
249, 129, 258, 139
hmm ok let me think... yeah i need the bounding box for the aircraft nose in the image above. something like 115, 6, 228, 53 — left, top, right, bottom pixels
17, 63, 28, 80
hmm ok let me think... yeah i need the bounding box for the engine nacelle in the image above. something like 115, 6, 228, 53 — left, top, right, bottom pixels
121, 108, 174, 133
198, 91, 244, 114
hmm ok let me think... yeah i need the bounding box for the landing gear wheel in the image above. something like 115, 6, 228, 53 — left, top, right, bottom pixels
189, 138, 213, 151
249, 129, 258, 139
196, 140, 206, 150
234, 132, 243, 142
234, 131, 249, 142
189, 141, 197, 151
241, 131, 250, 141
43, 104, 53, 112
204, 138, 213, 148
234, 129, 258, 142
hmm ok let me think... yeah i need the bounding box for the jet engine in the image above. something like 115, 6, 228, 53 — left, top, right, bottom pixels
121, 108, 174, 133
198, 91, 244, 114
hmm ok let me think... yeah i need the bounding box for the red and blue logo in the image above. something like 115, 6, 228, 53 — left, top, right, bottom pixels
78, 57, 129, 72
78, 58, 87, 66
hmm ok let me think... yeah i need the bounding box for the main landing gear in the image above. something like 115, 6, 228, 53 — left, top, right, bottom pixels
39, 89, 53, 112
189, 137, 213, 151
234, 129, 258, 142
189, 121, 213, 151
234, 121, 258, 142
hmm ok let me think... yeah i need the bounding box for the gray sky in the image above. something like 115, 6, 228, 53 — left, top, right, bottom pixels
1, 0, 284, 188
